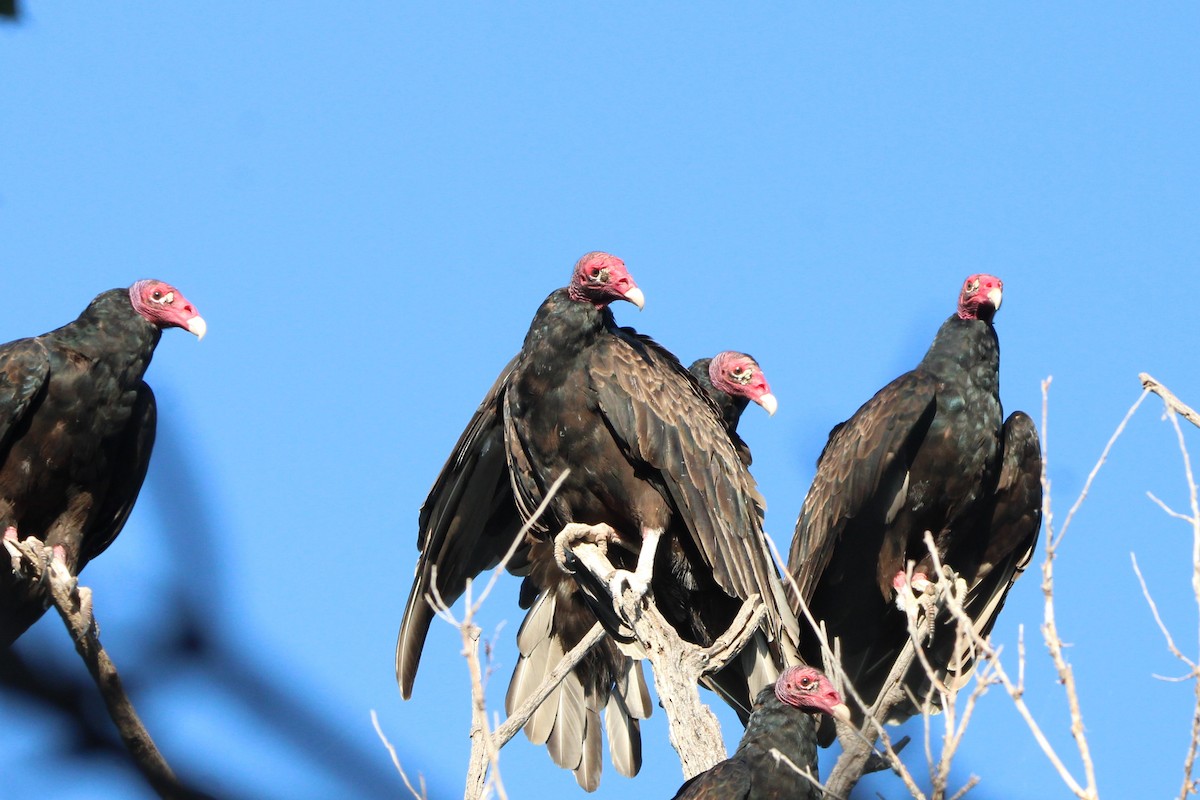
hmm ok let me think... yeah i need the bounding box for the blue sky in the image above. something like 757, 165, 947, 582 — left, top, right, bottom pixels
1, 3, 1198, 798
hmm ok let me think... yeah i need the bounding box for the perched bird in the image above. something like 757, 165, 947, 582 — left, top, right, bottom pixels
670, 665, 850, 800
397, 253, 799, 790
688, 352, 777, 466
664, 352, 783, 717
788, 274, 1041, 721
0, 280, 206, 647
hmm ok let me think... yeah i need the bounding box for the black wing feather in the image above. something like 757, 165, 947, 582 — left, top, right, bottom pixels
0, 339, 50, 451
589, 329, 799, 656
789, 371, 938, 603
80, 383, 156, 565
396, 356, 523, 698
944, 410, 1043, 685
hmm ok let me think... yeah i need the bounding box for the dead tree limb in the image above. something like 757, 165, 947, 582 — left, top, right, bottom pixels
565, 527, 767, 778
4, 536, 202, 800
427, 470, 573, 800
1139, 375, 1200, 799
1142, 373, 1200, 430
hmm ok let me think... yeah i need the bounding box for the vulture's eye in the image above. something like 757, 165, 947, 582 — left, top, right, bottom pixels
967, 279, 980, 293
731, 367, 753, 384
152, 291, 162, 300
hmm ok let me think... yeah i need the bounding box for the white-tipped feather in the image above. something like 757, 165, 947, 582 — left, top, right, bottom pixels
526, 635, 565, 745
507, 595, 557, 715
619, 659, 653, 720
516, 592, 555, 653
547, 668, 586, 771
604, 691, 643, 778
742, 635, 780, 698
575, 707, 603, 791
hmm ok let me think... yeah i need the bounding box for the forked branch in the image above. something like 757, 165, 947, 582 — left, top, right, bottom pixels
566, 529, 767, 777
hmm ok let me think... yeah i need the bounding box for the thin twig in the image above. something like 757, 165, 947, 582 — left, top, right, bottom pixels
473, 471, 571, 613
1038, 377, 1103, 798
947, 775, 981, 800
1054, 381, 1149, 550
768, 747, 846, 800
921, 527, 1091, 799
1148, 492, 1194, 523
1130, 553, 1196, 670
937, 567, 1088, 796
1145, 381, 1200, 799
430, 469, 571, 800
766, 538, 923, 798
370, 710, 428, 800
490, 622, 606, 749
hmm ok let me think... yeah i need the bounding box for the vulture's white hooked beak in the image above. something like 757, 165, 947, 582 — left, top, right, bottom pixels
187, 315, 208, 341
757, 392, 778, 417
622, 286, 646, 310
987, 287, 1002, 311
830, 701, 852, 723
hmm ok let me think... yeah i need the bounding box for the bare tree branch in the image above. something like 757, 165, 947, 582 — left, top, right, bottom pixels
1037, 377, 1116, 797
1141, 378, 1200, 799
427, 469, 573, 800
370, 710, 428, 800
565, 528, 768, 777
1131, 553, 1196, 671
490, 622, 605, 750
4, 536, 203, 800
922, 537, 1091, 798
1052, 377, 1149, 550
1142, 373, 1200, 431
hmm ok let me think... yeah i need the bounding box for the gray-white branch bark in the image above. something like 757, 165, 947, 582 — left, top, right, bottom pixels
567, 531, 767, 779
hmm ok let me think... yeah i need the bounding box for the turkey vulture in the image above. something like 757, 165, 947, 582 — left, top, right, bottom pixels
688, 352, 777, 466
788, 274, 1041, 721
663, 352, 787, 716
670, 665, 850, 800
0, 280, 205, 647
396, 253, 799, 789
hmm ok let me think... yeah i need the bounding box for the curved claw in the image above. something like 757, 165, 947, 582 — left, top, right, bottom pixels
608, 568, 651, 625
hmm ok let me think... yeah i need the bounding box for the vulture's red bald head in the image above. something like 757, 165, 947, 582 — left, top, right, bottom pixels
709, 351, 777, 416
129, 280, 207, 340
957, 274, 1003, 322
774, 666, 851, 722
567, 252, 644, 310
